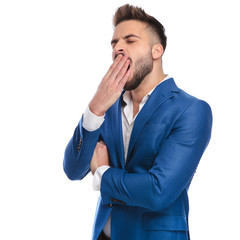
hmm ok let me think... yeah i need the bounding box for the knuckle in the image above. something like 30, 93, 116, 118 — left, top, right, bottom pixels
102, 144, 107, 149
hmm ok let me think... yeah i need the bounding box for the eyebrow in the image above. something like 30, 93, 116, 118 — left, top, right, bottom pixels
111, 34, 141, 45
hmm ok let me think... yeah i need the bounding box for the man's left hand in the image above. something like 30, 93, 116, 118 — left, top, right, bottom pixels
90, 141, 110, 175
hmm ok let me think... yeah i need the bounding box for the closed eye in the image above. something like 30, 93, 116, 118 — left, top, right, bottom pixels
126, 40, 135, 44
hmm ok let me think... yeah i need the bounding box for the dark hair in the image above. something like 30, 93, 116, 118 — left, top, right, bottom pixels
113, 4, 167, 51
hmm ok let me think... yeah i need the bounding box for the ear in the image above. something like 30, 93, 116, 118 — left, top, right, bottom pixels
152, 44, 163, 60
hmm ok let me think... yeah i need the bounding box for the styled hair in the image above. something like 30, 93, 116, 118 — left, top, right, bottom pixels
113, 4, 167, 51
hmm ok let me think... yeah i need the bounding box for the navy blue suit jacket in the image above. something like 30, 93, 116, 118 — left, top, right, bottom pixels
63, 78, 212, 240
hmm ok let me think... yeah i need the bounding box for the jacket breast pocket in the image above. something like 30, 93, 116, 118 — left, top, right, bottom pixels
142, 212, 188, 231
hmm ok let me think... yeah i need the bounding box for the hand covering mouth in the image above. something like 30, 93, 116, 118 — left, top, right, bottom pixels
115, 53, 124, 59
114, 53, 131, 70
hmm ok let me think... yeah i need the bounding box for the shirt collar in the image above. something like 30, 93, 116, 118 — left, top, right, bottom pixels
122, 75, 171, 106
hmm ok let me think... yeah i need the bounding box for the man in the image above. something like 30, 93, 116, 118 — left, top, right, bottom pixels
63, 4, 212, 240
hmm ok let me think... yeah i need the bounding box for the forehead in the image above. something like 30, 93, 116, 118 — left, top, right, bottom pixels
112, 20, 148, 39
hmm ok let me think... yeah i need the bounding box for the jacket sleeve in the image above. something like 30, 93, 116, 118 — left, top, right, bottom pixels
63, 117, 101, 180
100, 100, 213, 211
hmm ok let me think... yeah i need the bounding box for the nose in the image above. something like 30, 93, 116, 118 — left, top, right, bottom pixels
113, 41, 125, 59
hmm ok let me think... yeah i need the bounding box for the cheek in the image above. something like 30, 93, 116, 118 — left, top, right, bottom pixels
132, 46, 151, 62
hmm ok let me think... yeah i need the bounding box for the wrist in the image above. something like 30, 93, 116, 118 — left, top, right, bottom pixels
89, 101, 106, 117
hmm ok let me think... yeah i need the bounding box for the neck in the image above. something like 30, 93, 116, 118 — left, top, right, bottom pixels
130, 66, 167, 105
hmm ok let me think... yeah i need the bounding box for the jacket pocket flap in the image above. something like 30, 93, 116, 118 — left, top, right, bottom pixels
142, 213, 188, 231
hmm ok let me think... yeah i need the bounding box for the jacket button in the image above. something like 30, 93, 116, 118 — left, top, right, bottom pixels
77, 137, 82, 152
109, 204, 113, 208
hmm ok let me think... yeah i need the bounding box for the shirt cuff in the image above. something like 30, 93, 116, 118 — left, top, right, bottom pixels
82, 106, 105, 132
92, 165, 110, 191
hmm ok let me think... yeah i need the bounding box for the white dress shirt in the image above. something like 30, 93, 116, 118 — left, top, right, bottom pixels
82, 75, 170, 238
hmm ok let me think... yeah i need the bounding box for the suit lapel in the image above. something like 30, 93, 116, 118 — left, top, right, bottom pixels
111, 96, 125, 169
126, 78, 179, 161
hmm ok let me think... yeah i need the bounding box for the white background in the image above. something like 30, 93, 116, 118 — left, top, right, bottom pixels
1, 0, 239, 239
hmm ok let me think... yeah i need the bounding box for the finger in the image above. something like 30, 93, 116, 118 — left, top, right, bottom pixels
95, 142, 102, 150
98, 141, 106, 146
103, 54, 123, 80
115, 59, 130, 82
118, 68, 130, 90
108, 55, 129, 82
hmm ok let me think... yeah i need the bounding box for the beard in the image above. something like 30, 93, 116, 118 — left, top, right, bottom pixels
124, 52, 153, 91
